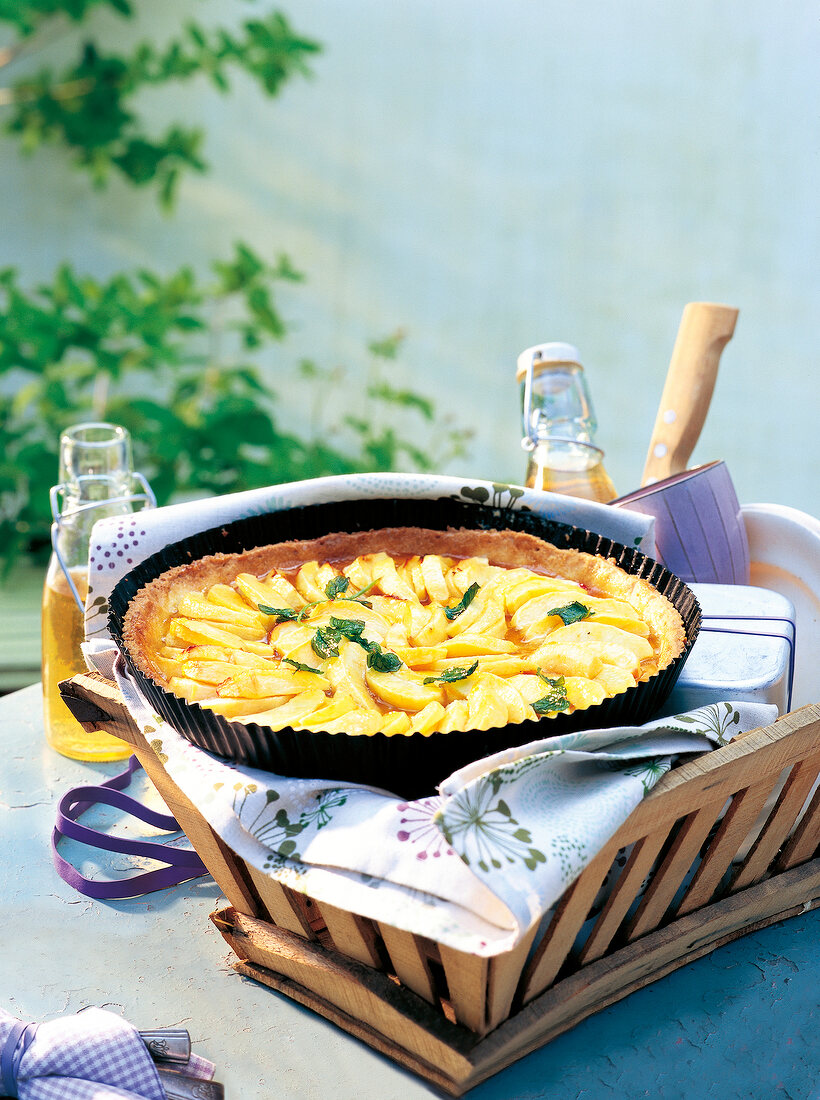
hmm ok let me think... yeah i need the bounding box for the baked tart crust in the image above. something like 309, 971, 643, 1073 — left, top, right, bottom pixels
123, 526, 686, 737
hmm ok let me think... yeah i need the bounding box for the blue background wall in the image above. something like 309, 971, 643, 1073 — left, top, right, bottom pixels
3, 0, 818, 516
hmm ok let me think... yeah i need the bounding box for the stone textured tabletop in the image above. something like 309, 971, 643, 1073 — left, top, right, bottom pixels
1, 684, 818, 1099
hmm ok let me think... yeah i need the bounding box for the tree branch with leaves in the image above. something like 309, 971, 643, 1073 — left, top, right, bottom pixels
0, 2, 473, 578
0, 245, 473, 573
0, 0, 320, 205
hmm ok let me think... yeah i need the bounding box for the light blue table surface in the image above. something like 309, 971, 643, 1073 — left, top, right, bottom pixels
1, 684, 818, 1099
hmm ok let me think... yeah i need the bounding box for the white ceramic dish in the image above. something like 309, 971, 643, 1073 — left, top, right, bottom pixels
741, 502, 820, 710
727, 503, 820, 860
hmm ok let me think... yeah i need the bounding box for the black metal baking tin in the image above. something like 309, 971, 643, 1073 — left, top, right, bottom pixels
108, 496, 701, 798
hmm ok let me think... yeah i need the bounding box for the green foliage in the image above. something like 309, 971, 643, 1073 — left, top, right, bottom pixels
0, 247, 472, 574
0, 2, 320, 205
0, 2, 473, 580
0, 2, 130, 37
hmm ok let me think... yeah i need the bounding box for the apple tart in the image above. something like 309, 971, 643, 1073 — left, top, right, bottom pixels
123, 526, 686, 738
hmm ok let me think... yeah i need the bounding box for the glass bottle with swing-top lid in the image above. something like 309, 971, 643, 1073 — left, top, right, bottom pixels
517, 341, 617, 503
42, 422, 155, 761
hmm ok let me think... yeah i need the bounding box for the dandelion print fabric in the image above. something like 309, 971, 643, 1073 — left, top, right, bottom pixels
106, 648, 774, 957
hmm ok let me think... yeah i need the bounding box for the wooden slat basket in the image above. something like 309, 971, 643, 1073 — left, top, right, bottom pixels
62, 674, 820, 1096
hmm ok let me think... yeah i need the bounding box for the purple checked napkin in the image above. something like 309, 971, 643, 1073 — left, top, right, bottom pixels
0, 1006, 165, 1099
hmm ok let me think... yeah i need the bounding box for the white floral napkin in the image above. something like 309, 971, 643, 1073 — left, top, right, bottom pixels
104, 656, 774, 957
82, 472, 773, 956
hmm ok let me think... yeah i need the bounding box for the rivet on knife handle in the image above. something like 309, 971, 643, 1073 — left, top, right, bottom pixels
139, 1029, 192, 1064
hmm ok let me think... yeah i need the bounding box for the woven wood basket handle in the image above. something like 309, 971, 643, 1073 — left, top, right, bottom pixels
641, 302, 739, 486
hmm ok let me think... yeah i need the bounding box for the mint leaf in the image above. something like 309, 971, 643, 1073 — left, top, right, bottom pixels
365, 642, 403, 672
258, 604, 299, 623
329, 616, 366, 641
532, 671, 570, 714
444, 581, 480, 621
322, 577, 374, 608
551, 601, 590, 625
282, 656, 323, 674
423, 660, 479, 685
311, 626, 341, 660
308, 614, 402, 670
325, 575, 350, 599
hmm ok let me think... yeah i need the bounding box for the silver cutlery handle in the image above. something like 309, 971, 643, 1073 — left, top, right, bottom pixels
139, 1028, 192, 1064
157, 1067, 225, 1100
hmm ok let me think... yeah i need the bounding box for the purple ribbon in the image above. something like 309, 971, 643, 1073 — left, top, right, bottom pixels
51, 755, 207, 899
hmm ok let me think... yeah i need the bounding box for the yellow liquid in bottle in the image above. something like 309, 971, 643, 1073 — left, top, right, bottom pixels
41, 566, 131, 761
525, 443, 617, 504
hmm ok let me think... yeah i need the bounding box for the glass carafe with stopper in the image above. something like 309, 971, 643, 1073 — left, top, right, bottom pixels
42, 422, 155, 761
517, 342, 617, 503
